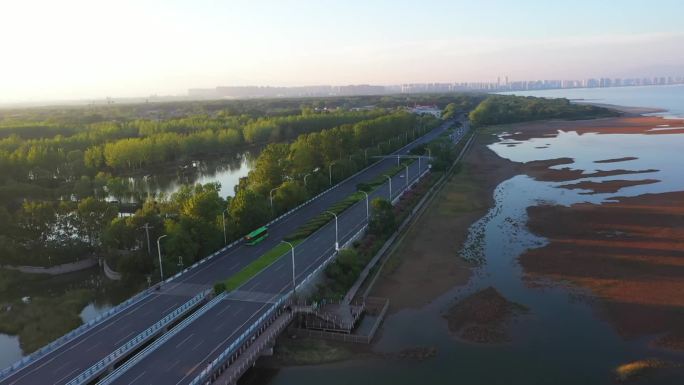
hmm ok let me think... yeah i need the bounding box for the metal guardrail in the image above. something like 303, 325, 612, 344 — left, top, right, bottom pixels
97, 292, 226, 385
0, 287, 154, 381
65, 290, 210, 385
156, 124, 440, 287
91, 129, 433, 384
189, 292, 289, 385
0, 123, 445, 381
189, 222, 368, 385
212, 309, 294, 385
187, 159, 432, 385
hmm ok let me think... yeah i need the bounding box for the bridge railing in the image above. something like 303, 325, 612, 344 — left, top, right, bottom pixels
187, 146, 439, 385
97, 291, 226, 385
0, 282, 156, 380
65, 290, 210, 385
0, 123, 445, 381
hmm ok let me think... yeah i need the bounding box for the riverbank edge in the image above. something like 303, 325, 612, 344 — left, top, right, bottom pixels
259, 129, 514, 368
261, 108, 672, 369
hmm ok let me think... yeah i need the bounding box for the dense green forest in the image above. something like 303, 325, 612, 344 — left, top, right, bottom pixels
0, 94, 482, 282
468, 95, 617, 127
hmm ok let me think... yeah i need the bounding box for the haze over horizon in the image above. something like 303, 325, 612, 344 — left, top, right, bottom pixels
1, 0, 684, 103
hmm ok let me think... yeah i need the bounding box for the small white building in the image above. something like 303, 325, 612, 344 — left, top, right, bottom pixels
409, 105, 441, 118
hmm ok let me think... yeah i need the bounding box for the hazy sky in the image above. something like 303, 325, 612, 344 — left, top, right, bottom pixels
1, 0, 684, 102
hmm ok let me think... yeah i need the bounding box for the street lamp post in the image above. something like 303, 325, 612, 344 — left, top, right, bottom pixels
360, 191, 369, 220
221, 208, 229, 245
281, 241, 296, 294
325, 211, 339, 251
270, 185, 284, 215
156, 234, 168, 283
329, 162, 338, 186
304, 167, 320, 186
405, 164, 409, 187
140, 223, 153, 255
384, 175, 392, 200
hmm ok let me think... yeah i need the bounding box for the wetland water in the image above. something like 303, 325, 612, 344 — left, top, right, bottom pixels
251, 92, 684, 384
1, 151, 255, 368
112, 150, 255, 202
502, 84, 684, 118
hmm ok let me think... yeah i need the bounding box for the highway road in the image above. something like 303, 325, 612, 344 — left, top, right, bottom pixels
0, 118, 460, 385
104, 119, 469, 385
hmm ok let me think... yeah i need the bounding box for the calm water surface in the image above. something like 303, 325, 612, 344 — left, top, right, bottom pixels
1, 151, 255, 368
502, 84, 684, 118
114, 150, 255, 202
251, 87, 684, 384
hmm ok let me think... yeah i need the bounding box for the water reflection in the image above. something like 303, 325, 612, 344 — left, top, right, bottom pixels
114, 150, 256, 202
0, 334, 22, 371
501, 84, 684, 119
80, 302, 114, 323
254, 129, 684, 384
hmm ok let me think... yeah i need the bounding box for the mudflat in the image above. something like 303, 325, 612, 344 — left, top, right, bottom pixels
371, 134, 516, 311
379, 113, 684, 351
498, 114, 684, 351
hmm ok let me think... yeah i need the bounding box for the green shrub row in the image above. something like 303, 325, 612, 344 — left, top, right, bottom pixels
284, 192, 364, 242
218, 239, 303, 292
357, 159, 415, 192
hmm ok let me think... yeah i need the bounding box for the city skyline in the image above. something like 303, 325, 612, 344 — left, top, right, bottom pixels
2, 73, 684, 108
1, 0, 684, 103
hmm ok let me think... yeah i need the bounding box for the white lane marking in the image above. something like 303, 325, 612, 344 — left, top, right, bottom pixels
54, 368, 80, 385
114, 330, 137, 346
216, 304, 232, 317
160, 303, 178, 315
128, 370, 147, 385
53, 360, 74, 374
85, 342, 101, 353
191, 340, 205, 351
175, 333, 194, 349
3, 294, 159, 383
173, 302, 272, 385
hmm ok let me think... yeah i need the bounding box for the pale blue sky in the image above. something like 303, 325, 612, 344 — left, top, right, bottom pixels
1, 0, 683, 102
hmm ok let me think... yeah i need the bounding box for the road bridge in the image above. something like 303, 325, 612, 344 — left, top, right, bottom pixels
0, 117, 466, 385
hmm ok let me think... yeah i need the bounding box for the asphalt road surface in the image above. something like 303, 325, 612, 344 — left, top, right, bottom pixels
106, 120, 469, 385
0, 118, 462, 385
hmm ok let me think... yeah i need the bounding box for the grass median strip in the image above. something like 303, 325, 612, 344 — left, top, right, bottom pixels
284, 192, 364, 242
223, 240, 303, 291
218, 158, 420, 293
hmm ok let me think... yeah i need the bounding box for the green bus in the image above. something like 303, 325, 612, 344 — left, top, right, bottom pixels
244, 226, 268, 245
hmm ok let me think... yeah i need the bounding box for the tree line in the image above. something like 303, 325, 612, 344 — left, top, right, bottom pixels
0, 94, 481, 282
100, 112, 440, 280
468, 95, 617, 127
